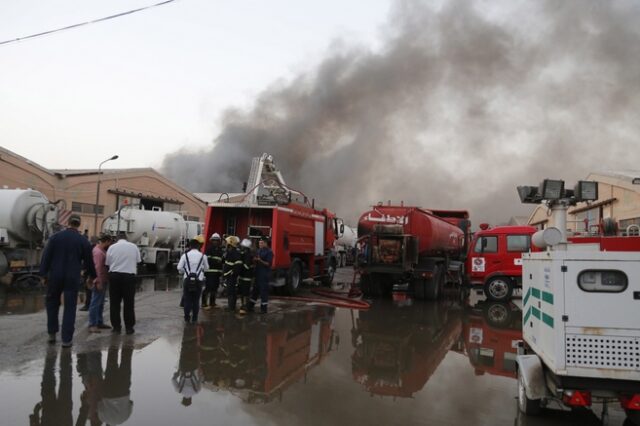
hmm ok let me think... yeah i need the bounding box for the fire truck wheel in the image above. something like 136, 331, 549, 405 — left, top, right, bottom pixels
517, 368, 541, 415
285, 260, 303, 295
155, 252, 169, 272
322, 257, 337, 286
484, 277, 513, 302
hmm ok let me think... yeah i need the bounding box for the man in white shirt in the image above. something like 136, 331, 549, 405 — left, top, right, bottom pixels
177, 237, 208, 324
105, 232, 141, 335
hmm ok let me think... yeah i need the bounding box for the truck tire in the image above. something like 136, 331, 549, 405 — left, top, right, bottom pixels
285, 260, 303, 296
517, 367, 541, 415
15, 274, 42, 291
321, 257, 337, 287
425, 266, 443, 300
484, 277, 513, 302
155, 251, 169, 273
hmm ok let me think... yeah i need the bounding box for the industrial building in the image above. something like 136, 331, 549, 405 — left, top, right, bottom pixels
0, 146, 206, 236
527, 171, 640, 234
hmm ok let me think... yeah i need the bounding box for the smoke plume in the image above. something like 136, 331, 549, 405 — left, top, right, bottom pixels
162, 0, 640, 225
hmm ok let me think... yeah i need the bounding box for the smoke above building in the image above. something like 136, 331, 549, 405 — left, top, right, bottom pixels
162, 0, 640, 225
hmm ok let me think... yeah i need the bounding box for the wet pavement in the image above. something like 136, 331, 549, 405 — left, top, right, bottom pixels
0, 269, 633, 425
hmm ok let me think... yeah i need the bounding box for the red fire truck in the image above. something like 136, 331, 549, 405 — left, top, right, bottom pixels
466, 225, 538, 302
202, 154, 342, 295
468, 223, 640, 302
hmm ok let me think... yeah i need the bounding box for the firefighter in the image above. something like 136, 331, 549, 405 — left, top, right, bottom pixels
248, 237, 273, 314
202, 233, 224, 310
222, 236, 242, 312
237, 239, 254, 315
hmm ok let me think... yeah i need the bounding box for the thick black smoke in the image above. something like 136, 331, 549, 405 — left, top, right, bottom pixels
163, 0, 640, 225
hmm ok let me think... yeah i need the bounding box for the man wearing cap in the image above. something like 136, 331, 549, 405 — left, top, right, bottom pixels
88, 234, 113, 333
39, 214, 97, 347
106, 232, 141, 335
202, 233, 224, 310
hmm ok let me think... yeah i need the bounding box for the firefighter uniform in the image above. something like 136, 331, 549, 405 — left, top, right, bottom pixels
249, 242, 273, 314
203, 235, 224, 309
223, 237, 242, 312
237, 239, 254, 315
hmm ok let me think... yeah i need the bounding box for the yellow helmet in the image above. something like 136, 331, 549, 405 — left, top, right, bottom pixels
225, 236, 239, 247
194, 235, 205, 244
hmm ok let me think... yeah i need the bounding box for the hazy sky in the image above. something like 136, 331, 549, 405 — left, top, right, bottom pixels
0, 0, 391, 169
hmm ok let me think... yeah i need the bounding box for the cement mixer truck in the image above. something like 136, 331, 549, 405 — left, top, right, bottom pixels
102, 206, 199, 271
0, 189, 59, 288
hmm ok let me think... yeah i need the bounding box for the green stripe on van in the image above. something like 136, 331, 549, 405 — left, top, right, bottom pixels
542, 291, 554, 305
523, 287, 531, 306
523, 307, 531, 323
542, 312, 554, 328
531, 288, 541, 299
532, 306, 541, 320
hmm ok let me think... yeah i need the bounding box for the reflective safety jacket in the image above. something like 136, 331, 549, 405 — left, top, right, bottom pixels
223, 246, 242, 279
238, 247, 254, 284
205, 244, 224, 275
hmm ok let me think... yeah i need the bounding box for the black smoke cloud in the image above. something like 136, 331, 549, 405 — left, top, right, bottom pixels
162, 0, 640, 225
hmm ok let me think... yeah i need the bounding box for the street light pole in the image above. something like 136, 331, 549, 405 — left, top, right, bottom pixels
94, 155, 119, 237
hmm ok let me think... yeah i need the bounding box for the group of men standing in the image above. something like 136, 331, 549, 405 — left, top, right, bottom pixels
178, 233, 273, 324
39, 214, 140, 347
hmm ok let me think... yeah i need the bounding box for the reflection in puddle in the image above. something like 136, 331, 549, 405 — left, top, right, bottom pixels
351, 301, 462, 398
1, 290, 632, 425
29, 343, 134, 426
462, 300, 522, 379
174, 305, 337, 405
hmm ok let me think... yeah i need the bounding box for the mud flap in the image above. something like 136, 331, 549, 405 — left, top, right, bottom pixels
516, 355, 548, 400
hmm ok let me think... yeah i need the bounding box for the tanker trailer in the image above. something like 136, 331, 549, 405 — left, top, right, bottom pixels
333, 223, 357, 267
102, 205, 186, 271
356, 205, 470, 300
0, 189, 59, 288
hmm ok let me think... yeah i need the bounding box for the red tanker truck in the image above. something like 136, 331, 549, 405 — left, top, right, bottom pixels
356, 204, 470, 299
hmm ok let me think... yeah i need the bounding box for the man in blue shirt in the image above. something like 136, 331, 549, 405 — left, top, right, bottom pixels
248, 237, 273, 314
40, 214, 96, 347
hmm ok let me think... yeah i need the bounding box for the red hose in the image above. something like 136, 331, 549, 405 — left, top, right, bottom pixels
272, 287, 370, 310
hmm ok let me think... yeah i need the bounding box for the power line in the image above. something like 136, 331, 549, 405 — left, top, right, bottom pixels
0, 0, 179, 47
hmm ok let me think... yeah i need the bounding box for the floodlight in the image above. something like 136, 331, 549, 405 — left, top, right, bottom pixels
574, 181, 598, 202
539, 179, 564, 200
517, 185, 540, 204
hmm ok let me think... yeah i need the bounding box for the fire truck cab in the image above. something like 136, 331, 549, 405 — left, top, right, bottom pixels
467, 225, 538, 302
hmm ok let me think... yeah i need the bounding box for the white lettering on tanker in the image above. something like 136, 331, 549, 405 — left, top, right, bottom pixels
472, 257, 485, 272
365, 214, 409, 225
